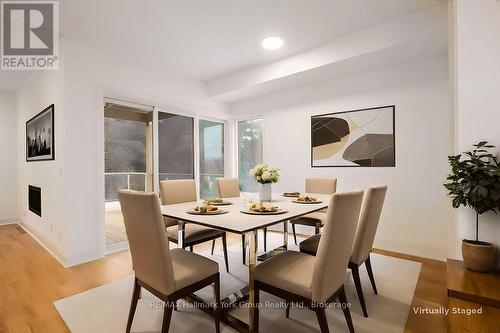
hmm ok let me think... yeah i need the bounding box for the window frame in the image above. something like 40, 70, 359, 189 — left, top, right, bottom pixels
153, 107, 227, 200
197, 116, 226, 199
235, 116, 264, 193
154, 107, 196, 194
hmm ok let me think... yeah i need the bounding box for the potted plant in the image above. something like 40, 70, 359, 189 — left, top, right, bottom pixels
250, 164, 280, 201
444, 141, 500, 272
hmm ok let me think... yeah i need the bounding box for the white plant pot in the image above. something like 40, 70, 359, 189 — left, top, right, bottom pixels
259, 183, 272, 202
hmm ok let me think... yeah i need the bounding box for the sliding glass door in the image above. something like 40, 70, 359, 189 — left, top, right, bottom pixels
157, 112, 194, 182
199, 119, 224, 199
103, 102, 153, 249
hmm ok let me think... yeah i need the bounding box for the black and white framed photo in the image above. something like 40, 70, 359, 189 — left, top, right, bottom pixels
311, 105, 395, 167
26, 104, 55, 162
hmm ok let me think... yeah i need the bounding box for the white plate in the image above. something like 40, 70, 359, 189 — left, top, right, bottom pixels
205, 201, 232, 206
291, 200, 323, 204
240, 209, 288, 215
186, 209, 228, 215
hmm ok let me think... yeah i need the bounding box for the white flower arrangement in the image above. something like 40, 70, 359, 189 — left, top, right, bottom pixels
249, 164, 280, 184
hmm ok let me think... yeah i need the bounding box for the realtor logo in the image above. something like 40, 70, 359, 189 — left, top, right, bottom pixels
1, 0, 59, 70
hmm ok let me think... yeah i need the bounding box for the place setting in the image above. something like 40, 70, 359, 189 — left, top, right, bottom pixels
291, 194, 323, 204
204, 198, 232, 206
240, 201, 288, 215
186, 200, 230, 215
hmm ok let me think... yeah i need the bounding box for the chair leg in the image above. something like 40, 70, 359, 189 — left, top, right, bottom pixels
365, 255, 378, 295
211, 239, 216, 255
285, 301, 291, 318
253, 285, 260, 332
189, 245, 193, 252
263, 228, 267, 252
242, 234, 246, 265
161, 301, 173, 333
222, 234, 229, 273
315, 223, 321, 235
351, 264, 368, 317
315, 307, 329, 333
126, 278, 141, 333
338, 286, 355, 333
213, 276, 221, 333
291, 222, 297, 245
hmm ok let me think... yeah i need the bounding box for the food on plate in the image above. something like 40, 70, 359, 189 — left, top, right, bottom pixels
297, 195, 317, 202
206, 198, 224, 205
193, 204, 218, 213
249, 201, 278, 212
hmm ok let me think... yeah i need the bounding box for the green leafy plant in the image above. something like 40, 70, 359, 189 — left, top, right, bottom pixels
444, 141, 500, 242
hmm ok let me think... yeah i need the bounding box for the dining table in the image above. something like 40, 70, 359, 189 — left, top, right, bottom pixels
161, 193, 332, 333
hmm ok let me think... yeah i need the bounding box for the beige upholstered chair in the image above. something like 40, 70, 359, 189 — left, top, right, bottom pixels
160, 179, 229, 273
299, 186, 388, 317
215, 178, 241, 198
253, 191, 364, 333
118, 190, 221, 333
215, 178, 269, 263
290, 178, 337, 244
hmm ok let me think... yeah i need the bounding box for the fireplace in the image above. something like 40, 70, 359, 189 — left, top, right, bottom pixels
29, 185, 42, 217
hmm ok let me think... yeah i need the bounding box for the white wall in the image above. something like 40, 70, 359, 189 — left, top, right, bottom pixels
0, 90, 17, 224
16, 62, 67, 262
454, 0, 500, 267
232, 55, 454, 261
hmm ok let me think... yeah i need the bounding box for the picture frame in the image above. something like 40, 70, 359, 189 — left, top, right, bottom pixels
311, 105, 395, 167
26, 104, 55, 162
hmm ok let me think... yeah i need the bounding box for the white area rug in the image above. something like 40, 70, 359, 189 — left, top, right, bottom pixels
54, 233, 421, 332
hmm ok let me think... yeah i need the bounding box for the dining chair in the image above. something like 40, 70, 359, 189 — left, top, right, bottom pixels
160, 179, 229, 273
299, 186, 388, 317
290, 178, 337, 244
215, 177, 268, 264
118, 190, 221, 333
253, 191, 364, 333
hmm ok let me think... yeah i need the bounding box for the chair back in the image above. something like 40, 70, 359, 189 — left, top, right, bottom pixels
305, 178, 337, 194
312, 191, 364, 303
351, 186, 388, 264
216, 178, 241, 198
160, 179, 197, 205
118, 190, 175, 295
160, 179, 197, 227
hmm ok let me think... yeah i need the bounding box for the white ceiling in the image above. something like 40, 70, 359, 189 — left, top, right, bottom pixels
59, 0, 446, 81
0, 0, 447, 92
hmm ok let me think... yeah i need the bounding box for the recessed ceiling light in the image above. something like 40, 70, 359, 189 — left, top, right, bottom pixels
262, 37, 284, 50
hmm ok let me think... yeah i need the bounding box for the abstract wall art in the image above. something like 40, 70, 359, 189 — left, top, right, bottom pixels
26, 104, 55, 162
311, 105, 395, 167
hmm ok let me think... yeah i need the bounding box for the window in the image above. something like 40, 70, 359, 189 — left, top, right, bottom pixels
199, 120, 224, 199
238, 119, 263, 192
104, 118, 147, 201
158, 112, 194, 182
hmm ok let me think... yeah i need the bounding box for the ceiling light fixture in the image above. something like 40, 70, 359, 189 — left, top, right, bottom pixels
262, 37, 284, 50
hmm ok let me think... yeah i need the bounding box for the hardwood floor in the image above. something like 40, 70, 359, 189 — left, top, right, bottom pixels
0, 224, 449, 333
105, 209, 127, 245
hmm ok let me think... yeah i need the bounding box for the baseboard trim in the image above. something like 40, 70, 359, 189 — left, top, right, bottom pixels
18, 221, 67, 267
0, 217, 18, 225
64, 251, 101, 268
373, 247, 446, 264
17, 221, 103, 268
105, 241, 129, 255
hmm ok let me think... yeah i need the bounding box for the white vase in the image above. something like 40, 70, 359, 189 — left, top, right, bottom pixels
259, 183, 272, 202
